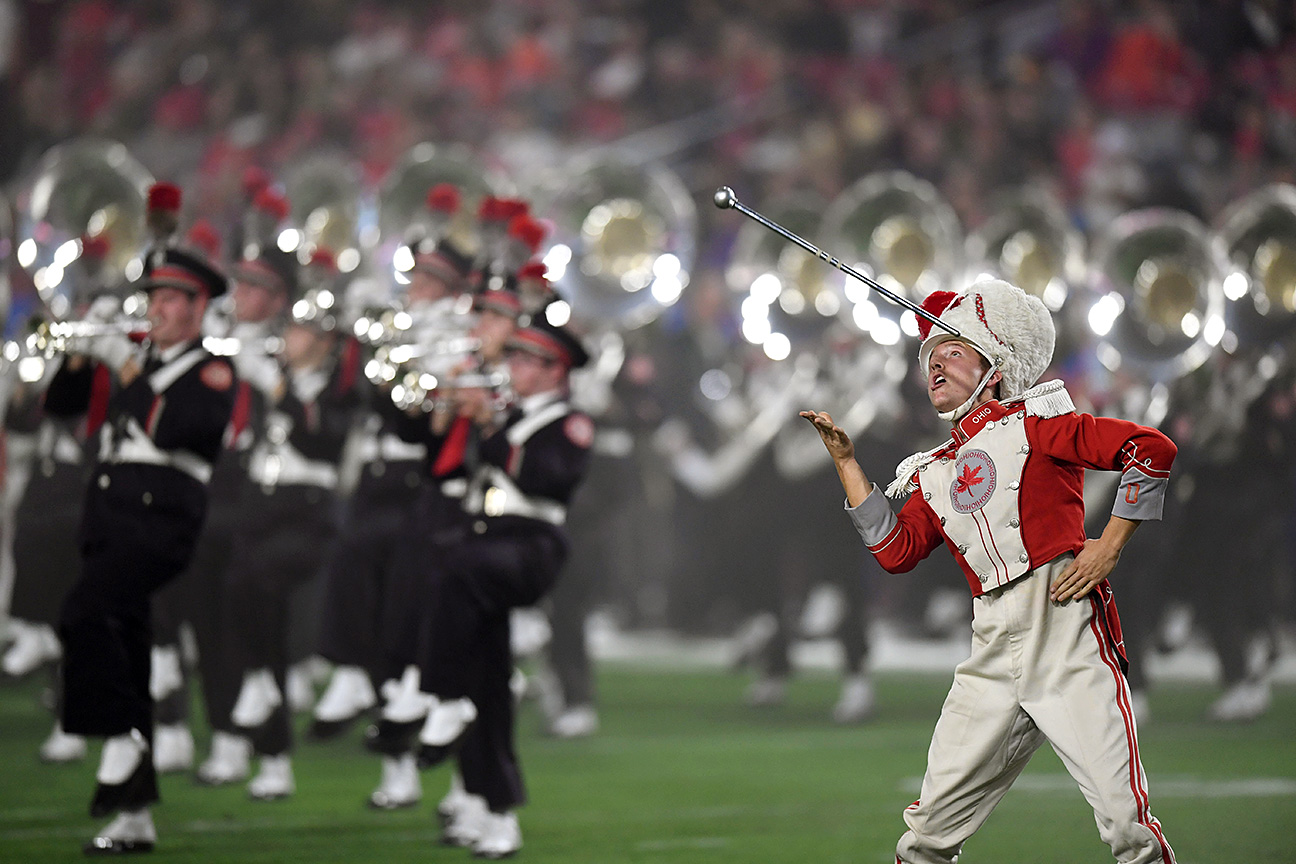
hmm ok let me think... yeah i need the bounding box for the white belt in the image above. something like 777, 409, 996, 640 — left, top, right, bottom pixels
355, 433, 426, 464
249, 450, 338, 490
465, 467, 566, 526
109, 438, 213, 484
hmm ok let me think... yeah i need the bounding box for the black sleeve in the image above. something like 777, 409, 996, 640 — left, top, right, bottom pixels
42, 359, 96, 418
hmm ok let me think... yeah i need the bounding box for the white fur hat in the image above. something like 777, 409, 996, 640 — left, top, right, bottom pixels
916, 278, 1055, 402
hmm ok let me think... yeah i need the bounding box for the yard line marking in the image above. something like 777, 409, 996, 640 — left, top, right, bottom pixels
901, 775, 1296, 797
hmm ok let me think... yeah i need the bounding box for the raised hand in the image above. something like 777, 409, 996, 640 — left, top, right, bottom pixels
800, 410, 854, 463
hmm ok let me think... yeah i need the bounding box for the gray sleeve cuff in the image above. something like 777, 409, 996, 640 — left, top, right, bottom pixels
846, 484, 899, 546
1111, 467, 1168, 521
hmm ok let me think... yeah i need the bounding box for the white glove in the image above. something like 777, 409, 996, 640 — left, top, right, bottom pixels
69, 333, 136, 373
83, 294, 122, 324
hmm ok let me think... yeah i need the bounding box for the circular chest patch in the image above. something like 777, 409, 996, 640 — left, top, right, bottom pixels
950, 449, 996, 514
563, 414, 595, 449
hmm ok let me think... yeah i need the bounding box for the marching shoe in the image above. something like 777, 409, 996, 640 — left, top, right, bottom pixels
437, 771, 470, 826
310, 665, 377, 739
83, 808, 156, 856
40, 721, 87, 763
2, 622, 61, 678
91, 731, 153, 818
247, 754, 295, 801
440, 793, 489, 847
416, 698, 476, 769
152, 724, 194, 774
366, 667, 432, 756
832, 675, 876, 725
471, 810, 521, 859
744, 675, 787, 708
195, 732, 251, 786
1207, 678, 1272, 723
231, 669, 282, 730
148, 646, 183, 701
367, 754, 422, 810
549, 705, 599, 739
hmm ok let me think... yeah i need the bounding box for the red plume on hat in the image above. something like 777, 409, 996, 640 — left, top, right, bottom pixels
427, 183, 461, 215
146, 182, 183, 246
507, 214, 546, 254
184, 219, 223, 261
916, 290, 957, 340
79, 233, 110, 261
517, 260, 548, 281
242, 166, 271, 201
252, 188, 291, 223
308, 247, 337, 272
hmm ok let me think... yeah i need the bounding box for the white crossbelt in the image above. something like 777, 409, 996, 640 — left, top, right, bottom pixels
354, 431, 426, 464
249, 445, 338, 489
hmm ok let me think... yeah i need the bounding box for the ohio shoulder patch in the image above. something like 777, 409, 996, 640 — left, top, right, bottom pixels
200, 361, 233, 391
563, 414, 595, 449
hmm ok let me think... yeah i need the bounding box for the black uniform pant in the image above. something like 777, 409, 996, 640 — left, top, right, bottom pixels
419, 525, 566, 812
59, 487, 203, 811
317, 464, 422, 679
226, 484, 336, 756
11, 460, 86, 626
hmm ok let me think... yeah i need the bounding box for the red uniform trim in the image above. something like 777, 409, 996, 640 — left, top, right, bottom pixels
432, 416, 472, 477
145, 396, 164, 437
84, 364, 114, 438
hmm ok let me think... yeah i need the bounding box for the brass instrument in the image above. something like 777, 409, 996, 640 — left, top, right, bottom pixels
282, 152, 364, 272
819, 170, 963, 339
965, 185, 1084, 312
1215, 183, 1296, 327
540, 153, 696, 331
1087, 208, 1228, 382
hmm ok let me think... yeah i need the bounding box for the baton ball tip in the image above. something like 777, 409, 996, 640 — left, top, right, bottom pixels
713, 186, 735, 209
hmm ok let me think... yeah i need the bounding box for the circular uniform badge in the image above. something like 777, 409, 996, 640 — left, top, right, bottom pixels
950, 449, 996, 514
200, 360, 233, 391
563, 414, 595, 449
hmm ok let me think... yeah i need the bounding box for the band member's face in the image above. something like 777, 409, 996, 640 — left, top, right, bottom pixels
233, 279, 286, 323
927, 339, 999, 414
147, 287, 206, 349
407, 270, 454, 306
506, 350, 564, 398
471, 309, 516, 363
281, 322, 333, 369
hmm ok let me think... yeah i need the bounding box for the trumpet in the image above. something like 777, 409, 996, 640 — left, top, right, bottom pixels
27, 316, 151, 359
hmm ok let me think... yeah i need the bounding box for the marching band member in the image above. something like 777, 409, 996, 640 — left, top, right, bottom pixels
225, 279, 360, 801
416, 314, 593, 859
187, 245, 298, 786
310, 236, 474, 739
44, 245, 235, 855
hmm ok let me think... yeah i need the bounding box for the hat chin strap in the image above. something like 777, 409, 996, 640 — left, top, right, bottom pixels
937, 361, 1000, 423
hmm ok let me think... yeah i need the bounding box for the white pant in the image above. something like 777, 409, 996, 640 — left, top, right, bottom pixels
897, 556, 1175, 864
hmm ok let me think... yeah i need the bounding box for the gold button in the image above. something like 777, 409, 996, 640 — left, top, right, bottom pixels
473, 521, 487, 534
142, 492, 153, 505
98, 474, 110, 490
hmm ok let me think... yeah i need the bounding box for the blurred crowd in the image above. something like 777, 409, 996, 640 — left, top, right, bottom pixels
0, 0, 1293, 721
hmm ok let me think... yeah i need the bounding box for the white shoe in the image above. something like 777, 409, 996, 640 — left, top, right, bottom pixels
149, 645, 184, 701
437, 772, 471, 824
419, 698, 477, 747
381, 666, 433, 723
232, 669, 283, 729
39, 722, 87, 763
550, 705, 599, 739
97, 730, 148, 785
368, 754, 422, 809
196, 732, 251, 786
2, 622, 61, 677
153, 723, 194, 774
832, 675, 875, 724
441, 793, 489, 847
472, 810, 522, 859
1207, 679, 1272, 722
286, 663, 316, 713
84, 808, 156, 854
248, 754, 295, 800
314, 665, 377, 723
744, 676, 787, 707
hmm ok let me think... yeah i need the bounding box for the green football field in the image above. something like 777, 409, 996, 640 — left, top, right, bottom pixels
1, 665, 1292, 863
